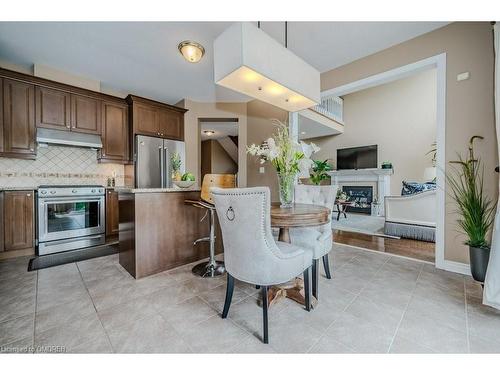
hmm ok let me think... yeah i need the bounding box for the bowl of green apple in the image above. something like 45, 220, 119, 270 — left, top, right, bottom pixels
173, 172, 196, 188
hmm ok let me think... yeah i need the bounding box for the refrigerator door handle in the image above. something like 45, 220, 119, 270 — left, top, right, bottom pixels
159, 146, 164, 188
164, 146, 169, 188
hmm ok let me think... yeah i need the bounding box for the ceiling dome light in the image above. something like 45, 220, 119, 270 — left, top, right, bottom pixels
203, 130, 215, 136
178, 41, 205, 63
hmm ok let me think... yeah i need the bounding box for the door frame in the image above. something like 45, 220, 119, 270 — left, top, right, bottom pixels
321, 53, 451, 272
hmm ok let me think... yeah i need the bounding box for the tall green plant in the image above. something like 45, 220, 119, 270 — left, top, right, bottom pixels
446, 136, 496, 248
310, 160, 333, 185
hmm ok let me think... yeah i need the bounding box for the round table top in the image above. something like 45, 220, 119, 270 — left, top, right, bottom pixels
270, 203, 331, 228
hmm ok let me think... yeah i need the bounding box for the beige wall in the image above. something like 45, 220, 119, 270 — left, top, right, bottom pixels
313, 69, 437, 195
321, 22, 498, 264
176, 100, 247, 187
201, 140, 238, 179
246, 100, 288, 200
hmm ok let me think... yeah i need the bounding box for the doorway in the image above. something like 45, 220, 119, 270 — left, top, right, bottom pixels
318, 53, 446, 269
199, 119, 239, 184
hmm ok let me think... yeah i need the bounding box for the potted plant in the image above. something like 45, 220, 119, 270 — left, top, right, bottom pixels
310, 160, 333, 185
247, 120, 319, 208
447, 135, 497, 283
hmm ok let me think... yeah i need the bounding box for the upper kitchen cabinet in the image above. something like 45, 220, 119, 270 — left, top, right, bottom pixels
127, 95, 187, 141
70, 94, 101, 134
36, 86, 102, 135
35, 86, 71, 131
99, 101, 129, 163
158, 109, 184, 140
0, 78, 36, 159
133, 102, 158, 136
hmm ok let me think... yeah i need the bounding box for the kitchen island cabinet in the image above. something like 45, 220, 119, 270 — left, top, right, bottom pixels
117, 188, 223, 279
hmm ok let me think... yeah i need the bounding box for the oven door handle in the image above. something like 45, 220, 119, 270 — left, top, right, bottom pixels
38, 197, 104, 205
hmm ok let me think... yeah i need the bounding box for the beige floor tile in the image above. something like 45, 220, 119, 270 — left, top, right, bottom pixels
97, 294, 158, 331
397, 308, 468, 353
0, 288, 36, 323
68, 334, 114, 353
147, 283, 198, 311
107, 314, 191, 353
35, 295, 96, 333
0, 336, 34, 354
469, 335, 500, 353
180, 315, 249, 353
467, 309, 500, 345
158, 296, 218, 333
266, 316, 324, 353
181, 275, 226, 295
322, 312, 395, 353
405, 293, 466, 333
231, 335, 277, 353
34, 311, 106, 352
389, 335, 436, 353
198, 283, 251, 313
344, 295, 406, 334
0, 314, 34, 346
308, 335, 356, 353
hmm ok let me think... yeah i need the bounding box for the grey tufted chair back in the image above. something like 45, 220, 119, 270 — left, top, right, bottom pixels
211, 186, 310, 286
294, 184, 338, 211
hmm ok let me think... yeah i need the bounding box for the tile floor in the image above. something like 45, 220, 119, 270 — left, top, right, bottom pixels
1, 244, 500, 353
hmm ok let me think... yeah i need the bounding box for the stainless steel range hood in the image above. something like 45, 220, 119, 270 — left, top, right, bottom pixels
37, 128, 103, 149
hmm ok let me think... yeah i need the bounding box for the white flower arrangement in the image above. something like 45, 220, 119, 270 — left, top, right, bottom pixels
247, 120, 320, 175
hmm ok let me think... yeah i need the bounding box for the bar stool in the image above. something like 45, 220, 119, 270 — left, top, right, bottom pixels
185, 174, 236, 277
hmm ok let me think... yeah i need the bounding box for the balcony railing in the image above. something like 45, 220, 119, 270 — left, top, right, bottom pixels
311, 95, 344, 124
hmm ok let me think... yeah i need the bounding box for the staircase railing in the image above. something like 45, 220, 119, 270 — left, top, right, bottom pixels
311, 95, 344, 124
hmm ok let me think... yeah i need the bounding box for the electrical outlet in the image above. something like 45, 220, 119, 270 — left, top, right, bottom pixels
259, 167, 265, 174
457, 72, 470, 81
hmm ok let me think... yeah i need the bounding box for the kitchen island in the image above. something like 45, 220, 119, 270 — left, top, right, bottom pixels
116, 187, 222, 278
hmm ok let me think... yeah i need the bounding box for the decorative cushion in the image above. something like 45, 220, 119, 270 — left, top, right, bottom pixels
401, 181, 436, 196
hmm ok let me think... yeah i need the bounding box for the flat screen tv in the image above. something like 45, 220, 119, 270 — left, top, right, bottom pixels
337, 145, 378, 170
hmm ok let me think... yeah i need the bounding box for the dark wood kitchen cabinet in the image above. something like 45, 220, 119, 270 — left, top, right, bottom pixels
0, 79, 36, 159
35, 86, 71, 131
70, 94, 101, 134
99, 101, 129, 163
158, 109, 184, 140
134, 103, 159, 136
127, 95, 186, 141
37, 86, 102, 135
3, 190, 34, 252
106, 189, 119, 239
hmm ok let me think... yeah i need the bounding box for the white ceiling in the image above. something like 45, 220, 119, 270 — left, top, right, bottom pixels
0, 22, 448, 105
200, 122, 238, 140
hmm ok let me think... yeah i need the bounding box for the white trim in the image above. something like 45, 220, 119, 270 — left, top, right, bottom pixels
442, 260, 472, 276
325, 53, 447, 271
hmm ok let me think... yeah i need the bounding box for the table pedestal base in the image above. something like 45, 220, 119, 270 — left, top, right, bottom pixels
268, 278, 318, 309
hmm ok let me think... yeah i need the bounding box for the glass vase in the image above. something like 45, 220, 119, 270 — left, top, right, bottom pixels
278, 172, 296, 208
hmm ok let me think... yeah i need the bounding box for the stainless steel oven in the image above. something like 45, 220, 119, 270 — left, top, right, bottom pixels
37, 185, 105, 255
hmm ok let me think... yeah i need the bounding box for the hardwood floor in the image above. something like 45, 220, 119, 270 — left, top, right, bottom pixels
333, 230, 435, 263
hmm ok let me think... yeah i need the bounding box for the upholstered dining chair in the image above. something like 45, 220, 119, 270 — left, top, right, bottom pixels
211, 187, 313, 344
185, 174, 236, 277
289, 184, 338, 300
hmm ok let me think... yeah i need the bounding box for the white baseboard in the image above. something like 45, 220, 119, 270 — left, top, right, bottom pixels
441, 260, 471, 276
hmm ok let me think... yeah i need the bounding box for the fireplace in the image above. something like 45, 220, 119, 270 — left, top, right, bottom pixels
343, 186, 373, 214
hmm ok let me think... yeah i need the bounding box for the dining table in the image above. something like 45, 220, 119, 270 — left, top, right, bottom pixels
269, 202, 331, 308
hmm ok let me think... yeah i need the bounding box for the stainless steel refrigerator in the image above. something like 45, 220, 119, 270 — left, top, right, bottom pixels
135, 135, 186, 188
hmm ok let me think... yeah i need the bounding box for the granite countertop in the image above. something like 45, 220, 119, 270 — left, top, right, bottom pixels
115, 186, 201, 193
0, 186, 38, 191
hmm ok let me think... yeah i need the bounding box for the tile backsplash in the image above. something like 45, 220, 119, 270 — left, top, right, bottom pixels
0, 145, 125, 187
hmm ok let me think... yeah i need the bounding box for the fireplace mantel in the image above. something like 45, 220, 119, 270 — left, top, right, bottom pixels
328, 168, 393, 216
